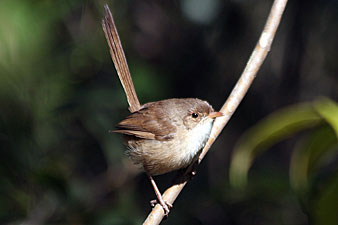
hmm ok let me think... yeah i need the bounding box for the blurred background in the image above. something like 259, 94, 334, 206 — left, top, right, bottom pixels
1, 0, 338, 224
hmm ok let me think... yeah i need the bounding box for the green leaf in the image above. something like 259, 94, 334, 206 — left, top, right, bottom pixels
314, 97, 338, 138
289, 125, 337, 193
229, 103, 322, 188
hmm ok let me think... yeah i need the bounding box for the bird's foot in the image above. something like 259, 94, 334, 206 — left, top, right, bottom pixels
150, 199, 173, 216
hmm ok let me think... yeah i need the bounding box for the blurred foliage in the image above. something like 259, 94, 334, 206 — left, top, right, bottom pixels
230, 98, 338, 225
0, 0, 338, 224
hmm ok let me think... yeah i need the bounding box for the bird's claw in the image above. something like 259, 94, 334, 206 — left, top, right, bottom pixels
150, 199, 173, 216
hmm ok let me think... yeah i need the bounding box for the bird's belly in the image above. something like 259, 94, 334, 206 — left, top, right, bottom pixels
126, 138, 194, 175
125, 120, 213, 175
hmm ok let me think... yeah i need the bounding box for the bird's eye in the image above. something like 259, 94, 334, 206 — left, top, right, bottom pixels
192, 113, 199, 118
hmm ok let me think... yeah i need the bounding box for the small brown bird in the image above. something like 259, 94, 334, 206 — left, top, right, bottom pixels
101, 5, 223, 215
114, 98, 222, 175
113, 98, 223, 214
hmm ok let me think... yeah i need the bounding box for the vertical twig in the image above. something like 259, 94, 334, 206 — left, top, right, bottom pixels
143, 0, 288, 224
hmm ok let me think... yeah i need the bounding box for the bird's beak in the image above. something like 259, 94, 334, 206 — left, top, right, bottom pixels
208, 111, 224, 118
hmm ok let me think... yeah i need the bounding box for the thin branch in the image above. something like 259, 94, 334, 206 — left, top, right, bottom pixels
143, 0, 288, 224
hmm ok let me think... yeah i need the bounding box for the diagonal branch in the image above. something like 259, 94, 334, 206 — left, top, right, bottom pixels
143, 0, 288, 224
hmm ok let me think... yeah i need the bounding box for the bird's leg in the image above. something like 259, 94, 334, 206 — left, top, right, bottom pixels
146, 171, 172, 216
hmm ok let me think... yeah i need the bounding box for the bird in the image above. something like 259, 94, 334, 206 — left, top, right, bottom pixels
113, 98, 223, 215
102, 5, 223, 215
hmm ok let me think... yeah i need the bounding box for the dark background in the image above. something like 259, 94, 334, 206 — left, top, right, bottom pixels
1, 0, 338, 224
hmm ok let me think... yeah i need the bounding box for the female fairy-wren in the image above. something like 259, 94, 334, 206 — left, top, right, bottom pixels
102, 5, 223, 215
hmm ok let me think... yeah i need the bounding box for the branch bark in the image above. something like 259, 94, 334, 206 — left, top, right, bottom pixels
143, 0, 288, 224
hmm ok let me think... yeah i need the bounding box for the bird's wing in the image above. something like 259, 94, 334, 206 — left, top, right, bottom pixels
113, 105, 176, 141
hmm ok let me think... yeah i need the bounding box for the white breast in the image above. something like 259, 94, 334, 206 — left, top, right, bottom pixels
178, 118, 214, 166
